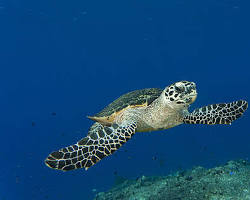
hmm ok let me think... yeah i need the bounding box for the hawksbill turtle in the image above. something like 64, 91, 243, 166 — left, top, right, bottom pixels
45, 81, 248, 171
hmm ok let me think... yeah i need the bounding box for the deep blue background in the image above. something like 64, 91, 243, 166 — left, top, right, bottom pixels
1, 0, 249, 199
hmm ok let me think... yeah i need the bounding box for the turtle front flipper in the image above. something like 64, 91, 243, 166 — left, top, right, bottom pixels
183, 100, 248, 125
45, 121, 137, 171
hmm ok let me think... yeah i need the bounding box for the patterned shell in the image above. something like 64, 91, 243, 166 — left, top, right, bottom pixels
94, 88, 163, 117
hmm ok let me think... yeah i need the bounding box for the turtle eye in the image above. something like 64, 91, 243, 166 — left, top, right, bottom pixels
175, 85, 185, 93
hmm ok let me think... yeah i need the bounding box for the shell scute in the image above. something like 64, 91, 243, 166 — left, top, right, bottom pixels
88, 88, 162, 124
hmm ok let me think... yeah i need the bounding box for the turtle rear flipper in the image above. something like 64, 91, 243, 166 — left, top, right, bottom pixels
45, 121, 137, 171
183, 100, 248, 125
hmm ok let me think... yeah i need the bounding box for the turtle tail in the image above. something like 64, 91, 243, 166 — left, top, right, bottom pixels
183, 100, 248, 125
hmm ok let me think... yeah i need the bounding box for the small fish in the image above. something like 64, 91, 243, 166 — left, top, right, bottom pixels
152, 156, 157, 160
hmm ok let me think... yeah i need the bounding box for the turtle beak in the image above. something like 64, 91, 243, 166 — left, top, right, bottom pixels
190, 93, 197, 103
189, 89, 197, 103
187, 82, 197, 103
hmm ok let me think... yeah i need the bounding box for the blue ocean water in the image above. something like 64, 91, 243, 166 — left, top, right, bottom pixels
1, 0, 250, 199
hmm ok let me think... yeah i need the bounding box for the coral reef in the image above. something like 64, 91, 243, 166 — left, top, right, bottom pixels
94, 160, 250, 200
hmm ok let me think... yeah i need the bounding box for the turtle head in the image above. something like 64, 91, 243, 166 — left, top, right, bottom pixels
164, 81, 197, 106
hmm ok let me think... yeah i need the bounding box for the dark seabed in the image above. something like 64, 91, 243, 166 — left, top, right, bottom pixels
1, 0, 250, 200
